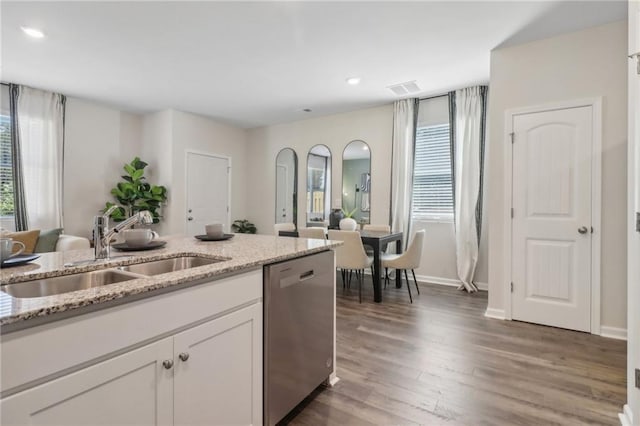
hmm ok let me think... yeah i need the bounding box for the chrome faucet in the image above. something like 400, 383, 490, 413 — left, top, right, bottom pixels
93, 209, 154, 260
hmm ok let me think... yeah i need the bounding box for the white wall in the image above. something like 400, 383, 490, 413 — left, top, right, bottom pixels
624, 1, 639, 422
247, 105, 394, 237
63, 97, 143, 238
141, 109, 247, 236
486, 21, 628, 330
246, 104, 490, 286
141, 110, 174, 236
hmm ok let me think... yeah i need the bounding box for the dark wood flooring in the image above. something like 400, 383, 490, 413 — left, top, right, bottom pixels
287, 279, 627, 425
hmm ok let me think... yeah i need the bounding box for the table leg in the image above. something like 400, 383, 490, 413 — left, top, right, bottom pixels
373, 241, 382, 303
395, 239, 403, 289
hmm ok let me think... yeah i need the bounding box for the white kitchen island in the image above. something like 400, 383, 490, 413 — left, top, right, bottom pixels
0, 234, 340, 425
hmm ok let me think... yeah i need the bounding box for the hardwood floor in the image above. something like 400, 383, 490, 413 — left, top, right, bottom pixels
286, 279, 627, 425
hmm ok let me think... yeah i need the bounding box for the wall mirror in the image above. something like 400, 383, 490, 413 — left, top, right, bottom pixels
342, 140, 371, 225
275, 148, 298, 227
306, 145, 332, 227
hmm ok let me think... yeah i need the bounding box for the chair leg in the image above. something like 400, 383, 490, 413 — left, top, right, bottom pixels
358, 269, 363, 303
384, 267, 389, 289
404, 270, 413, 303
412, 269, 420, 294
341, 269, 346, 289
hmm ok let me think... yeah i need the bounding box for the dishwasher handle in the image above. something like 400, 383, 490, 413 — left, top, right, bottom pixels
280, 269, 315, 288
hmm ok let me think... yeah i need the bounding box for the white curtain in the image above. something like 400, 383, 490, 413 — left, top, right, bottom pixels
17, 86, 65, 230
452, 86, 486, 293
390, 99, 417, 248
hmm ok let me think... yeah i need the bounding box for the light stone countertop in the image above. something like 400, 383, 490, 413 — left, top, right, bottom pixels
0, 234, 341, 329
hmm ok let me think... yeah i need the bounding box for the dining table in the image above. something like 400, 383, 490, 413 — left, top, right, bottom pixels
278, 229, 403, 303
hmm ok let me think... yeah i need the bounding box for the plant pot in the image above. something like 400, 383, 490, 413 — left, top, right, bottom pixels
339, 218, 357, 231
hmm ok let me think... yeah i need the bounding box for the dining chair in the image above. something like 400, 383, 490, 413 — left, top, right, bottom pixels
298, 227, 326, 239
273, 222, 296, 235
381, 230, 425, 303
327, 230, 373, 303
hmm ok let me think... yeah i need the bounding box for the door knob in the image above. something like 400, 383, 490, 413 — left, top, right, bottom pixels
162, 360, 174, 369
188, 209, 192, 213
578, 226, 588, 234
178, 352, 190, 362
188, 217, 194, 221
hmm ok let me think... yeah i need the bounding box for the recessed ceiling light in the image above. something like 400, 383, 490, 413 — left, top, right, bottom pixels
346, 77, 361, 85
21, 26, 45, 39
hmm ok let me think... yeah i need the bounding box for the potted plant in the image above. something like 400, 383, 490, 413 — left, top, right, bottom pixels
231, 219, 257, 234
339, 207, 358, 231
103, 157, 168, 223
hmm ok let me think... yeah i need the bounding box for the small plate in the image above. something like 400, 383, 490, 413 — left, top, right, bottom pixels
112, 240, 167, 251
195, 234, 235, 242
1, 254, 41, 268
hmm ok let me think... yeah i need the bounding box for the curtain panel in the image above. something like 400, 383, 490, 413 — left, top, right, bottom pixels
390, 98, 418, 249
449, 86, 488, 293
8, 84, 29, 231
15, 85, 66, 231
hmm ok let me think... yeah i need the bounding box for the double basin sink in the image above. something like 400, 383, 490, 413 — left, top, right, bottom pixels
1, 256, 220, 299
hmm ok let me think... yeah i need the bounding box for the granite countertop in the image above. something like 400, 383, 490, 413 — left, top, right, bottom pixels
0, 234, 341, 329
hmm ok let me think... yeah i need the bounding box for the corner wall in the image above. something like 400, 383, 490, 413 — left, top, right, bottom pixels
487, 21, 628, 330
63, 97, 143, 238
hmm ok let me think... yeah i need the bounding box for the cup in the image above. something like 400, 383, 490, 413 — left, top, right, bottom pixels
205, 223, 224, 238
122, 229, 158, 246
0, 238, 25, 262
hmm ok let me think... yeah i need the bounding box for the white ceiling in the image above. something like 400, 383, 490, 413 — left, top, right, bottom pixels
1, 1, 627, 128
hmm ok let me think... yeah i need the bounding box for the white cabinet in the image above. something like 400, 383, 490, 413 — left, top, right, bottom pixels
1, 270, 263, 426
1, 303, 262, 426
174, 303, 262, 426
1, 338, 174, 426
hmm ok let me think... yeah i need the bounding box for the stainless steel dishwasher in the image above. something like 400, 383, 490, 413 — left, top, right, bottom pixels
263, 250, 334, 425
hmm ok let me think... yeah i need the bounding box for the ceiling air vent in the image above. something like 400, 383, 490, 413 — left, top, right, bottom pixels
387, 80, 421, 96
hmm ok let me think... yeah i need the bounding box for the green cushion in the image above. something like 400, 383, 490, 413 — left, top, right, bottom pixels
34, 228, 63, 253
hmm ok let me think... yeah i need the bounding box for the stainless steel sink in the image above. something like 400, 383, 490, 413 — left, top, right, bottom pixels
1, 256, 221, 299
0, 269, 142, 299
117, 256, 220, 276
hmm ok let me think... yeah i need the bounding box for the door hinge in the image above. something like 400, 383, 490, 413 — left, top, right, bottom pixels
510, 282, 514, 293
511, 208, 514, 219
227, 206, 229, 213
509, 132, 515, 144
227, 166, 231, 174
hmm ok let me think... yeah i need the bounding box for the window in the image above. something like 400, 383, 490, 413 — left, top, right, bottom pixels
412, 96, 454, 221
0, 112, 13, 221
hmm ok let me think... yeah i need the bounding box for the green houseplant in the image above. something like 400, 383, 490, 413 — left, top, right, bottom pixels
104, 157, 168, 223
231, 219, 257, 234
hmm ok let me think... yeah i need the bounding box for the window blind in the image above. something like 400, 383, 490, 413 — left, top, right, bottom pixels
412, 123, 454, 219
0, 114, 14, 217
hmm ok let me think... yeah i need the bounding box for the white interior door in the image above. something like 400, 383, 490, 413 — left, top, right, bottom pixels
511, 106, 593, 332
276, 164, 290, 223
186, 152, 230, 236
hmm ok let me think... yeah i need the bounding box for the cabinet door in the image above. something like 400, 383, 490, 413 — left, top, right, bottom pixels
1, 337, 173, 426
173, 303, 262, 426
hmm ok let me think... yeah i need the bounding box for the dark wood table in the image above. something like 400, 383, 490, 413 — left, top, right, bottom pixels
279, 229, 403, 303
359, 230, 403, 303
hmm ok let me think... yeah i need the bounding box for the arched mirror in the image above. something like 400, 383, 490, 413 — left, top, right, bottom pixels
342, 140, 371, 225
275, 148, 298, 227
306, 145, 332, 227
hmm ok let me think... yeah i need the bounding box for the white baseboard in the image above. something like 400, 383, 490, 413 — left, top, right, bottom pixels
414, 274, 488, 292
415, 274, 460, 287
599, 326, 628, 341
475, 281, 488, 291
484, 308, 506, 320
619, 404, 634, 426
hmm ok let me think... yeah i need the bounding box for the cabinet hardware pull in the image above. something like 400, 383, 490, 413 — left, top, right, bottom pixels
178, 352, 190, 362
162, 360, 174, 369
